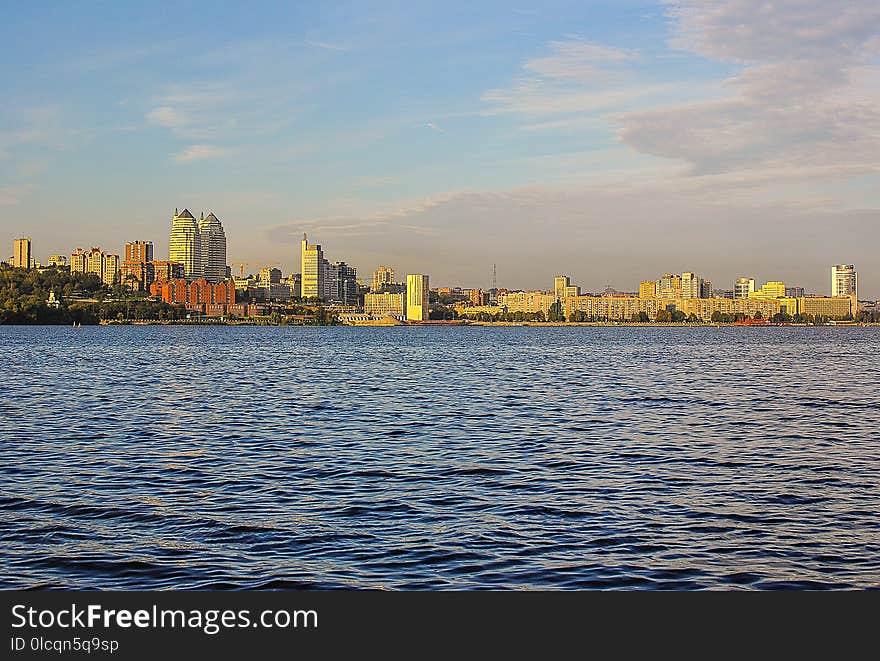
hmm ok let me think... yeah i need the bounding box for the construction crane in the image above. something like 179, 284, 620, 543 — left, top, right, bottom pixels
234, 261, 281, 279
234, 262, 257, 278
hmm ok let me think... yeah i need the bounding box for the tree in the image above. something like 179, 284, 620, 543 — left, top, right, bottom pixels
548, 300, 566, 322
655, 309, 672, 322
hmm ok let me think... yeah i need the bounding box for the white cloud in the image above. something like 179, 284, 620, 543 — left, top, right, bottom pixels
146, 106, 188, 129
665, 0, 880, 63
484, 81, 685, 117
173, 144, 228, 163
482, 38, 651, 117
523, 40, 636, 81
617, 0, 880, 175
305, 39, 350, 52
145, 81, 291, 142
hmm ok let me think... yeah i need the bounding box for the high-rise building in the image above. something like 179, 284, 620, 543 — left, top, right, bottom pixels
322, 261, 338, 301
70, 248, 87, 273
681, 272, 701, 299
657, 274, 682, 298
554, 275, 570, 301
86, 247, 104, 278
103, 254, 120, 286
334, 262, 358, 305
71, 247, 119, 285
169, 208, 202, 279
13, 238, 31, 269
199, 212, 227, 283
371, 265, 395, 292
734, 277, 756, 299
785, 286, 805, 298
301, 234, 324, 299
122, 241, 156, 291
831, 265, 857, 299
639, 281, 657, 298
47, 255, 67, 268
125, 241, 154, 263
699, 280, 713, 299
406, 274, 429, 321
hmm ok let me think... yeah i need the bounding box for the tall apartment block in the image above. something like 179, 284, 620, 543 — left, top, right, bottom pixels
406, 274, 429, 321
13, 238, 31, 269
831, 264, 857, 299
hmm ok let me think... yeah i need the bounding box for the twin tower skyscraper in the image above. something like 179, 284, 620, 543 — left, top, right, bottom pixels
169, 208, 227, 282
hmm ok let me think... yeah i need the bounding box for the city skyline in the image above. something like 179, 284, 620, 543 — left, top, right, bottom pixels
1, 2, 879, 295
3, 230, 868, 302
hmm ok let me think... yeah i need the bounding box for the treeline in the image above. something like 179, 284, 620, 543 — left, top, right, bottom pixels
0, 266, 186, 324
260, 307, 340, 326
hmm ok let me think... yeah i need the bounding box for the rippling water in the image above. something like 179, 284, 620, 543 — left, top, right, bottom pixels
1, 325, 878, 590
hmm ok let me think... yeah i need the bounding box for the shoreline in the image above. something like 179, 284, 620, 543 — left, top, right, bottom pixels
1, 320, 878, 328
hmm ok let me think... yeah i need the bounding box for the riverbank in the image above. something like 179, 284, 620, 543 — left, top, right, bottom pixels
79, 319, 880, 328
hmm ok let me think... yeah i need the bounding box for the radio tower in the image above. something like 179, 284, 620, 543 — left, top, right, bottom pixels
492, 263, 497, 291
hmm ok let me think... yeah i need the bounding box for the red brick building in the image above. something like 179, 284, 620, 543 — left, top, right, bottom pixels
150, 279, 236, 306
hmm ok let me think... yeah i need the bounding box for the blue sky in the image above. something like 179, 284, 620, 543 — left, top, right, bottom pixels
2, 1, 878, 296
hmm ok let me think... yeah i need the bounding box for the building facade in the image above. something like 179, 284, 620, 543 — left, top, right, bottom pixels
301, 234, 324, 299
496, 291, 556, 316
734, 277, 756, 299
121, 261, 154, 291
199, 212, 227, 283
680, 272, 700, 299
13, 238, 32, 269
333, 262, 358, 305
169, 208, 202, 279
151, 261, 185, 283
749, 281, 786, 299
151, 279, 236, 306
657, 274, 682, 299
639, 281, 657, 298
71, 247, 119, 285
371, 265, 395, 292
501, 277, 854, 322
831, 264, 857, 299
364, 291, 406, 317
125, 241, 154, 263
406, 274, 429, 321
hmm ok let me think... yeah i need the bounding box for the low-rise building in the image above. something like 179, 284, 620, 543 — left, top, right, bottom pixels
364, 291, 405, 317
150, 279, 236, 306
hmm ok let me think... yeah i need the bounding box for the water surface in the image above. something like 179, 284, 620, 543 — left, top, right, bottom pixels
1, 325, 878, 589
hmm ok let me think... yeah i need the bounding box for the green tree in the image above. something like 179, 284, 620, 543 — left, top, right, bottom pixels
548, 300, 566, 322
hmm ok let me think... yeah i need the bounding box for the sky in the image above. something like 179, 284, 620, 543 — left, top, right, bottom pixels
1, 0, 878, 296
